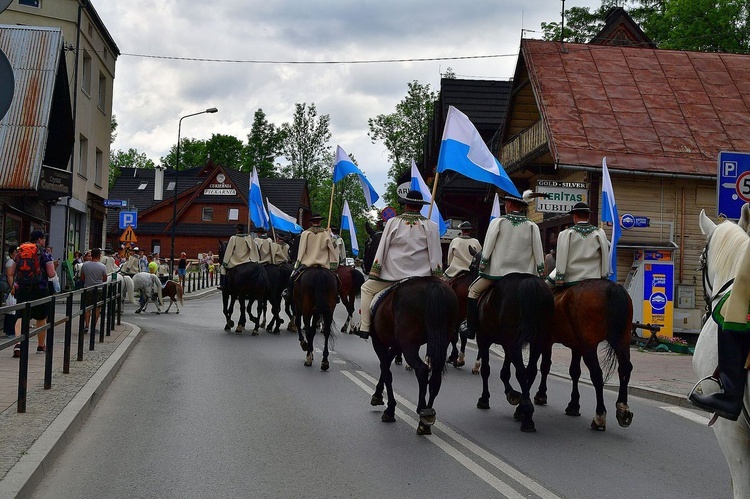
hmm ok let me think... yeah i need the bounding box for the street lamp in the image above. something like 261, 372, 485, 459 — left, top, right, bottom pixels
170, 107, 218, 276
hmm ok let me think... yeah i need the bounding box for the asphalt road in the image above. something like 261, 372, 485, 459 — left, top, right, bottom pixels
33, 293, 731, 498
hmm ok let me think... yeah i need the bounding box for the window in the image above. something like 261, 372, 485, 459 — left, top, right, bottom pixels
166, 181, 175, 191
18, 0, 40, 7
81, 50, 91, 95
138, 182, 148, 190
95, 148, 102, 186
78, 135, 88, 176
103, 48, 109, 62
98, 72, 106, 110
228, 208, 239, 221
202, 207, 214, 221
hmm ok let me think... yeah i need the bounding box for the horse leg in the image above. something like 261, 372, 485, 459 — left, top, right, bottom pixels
615, 348, 634, 428
509, 346, 536, 432
476, 343, 492, 410
223, 291, 234, 331
163, 298, 173, 314
303, 316, 316, 366
565, 351, 583, 417
471, 350, 482, 375
320, 314, 332, 371
533, 342, 552, 406
236, 297, 246, 334
500, 355, 521, 406
340, 299, 352, 333
402, 347, 433, 435
582, 350, 607, 431
448, 336, 459, 366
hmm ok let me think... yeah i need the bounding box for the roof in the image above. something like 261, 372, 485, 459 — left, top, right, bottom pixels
0, 25, 74, 191
522, 39, 750, 176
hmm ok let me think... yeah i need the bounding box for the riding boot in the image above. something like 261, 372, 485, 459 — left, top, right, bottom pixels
459, 297, 479, 340
218, 274, 225, 290
689, 330, 750, 421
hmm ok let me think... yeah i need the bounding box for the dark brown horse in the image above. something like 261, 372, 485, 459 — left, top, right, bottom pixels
219, 241, 270, 334
369, 276, 458, 435
527, 279, 634, 431
446, 270, 472, 368
161, 280, 184, 314
293, 266, 338, 370
337, 265, 365, 333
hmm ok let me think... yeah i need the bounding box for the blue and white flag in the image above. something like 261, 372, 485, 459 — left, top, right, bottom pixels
340, 200, 359, 256
409, 159, 447, 236
490, 192, 501, 221
332, 145, 380, 206
436, 106, 520, 197
267, 199, 302, 234
249, 166, 269, 230
601, 157, 620, 281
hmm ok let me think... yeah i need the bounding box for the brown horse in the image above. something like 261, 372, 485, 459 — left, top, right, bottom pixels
447, 271, 472, 368
527, 279, 634, 431
162, 280, 184, 314
293, 266, 338, 370
337, 265, 365, 333
369, 276, 458, 435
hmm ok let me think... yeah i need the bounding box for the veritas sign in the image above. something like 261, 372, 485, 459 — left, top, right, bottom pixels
535, 180, 587, 214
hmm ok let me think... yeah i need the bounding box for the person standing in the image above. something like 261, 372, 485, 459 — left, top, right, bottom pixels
12, 230, 56, 356
80, 247, 108, 334
443, 221, 482, 279
138, 248, 149, 273
177, 252, 187, 288
549, 202, 609, 287
356, 190, 443, 340
461, 191, 545, 339
4, 244, 17, 338
220, 224, 259, 290
544, 248, 556, 277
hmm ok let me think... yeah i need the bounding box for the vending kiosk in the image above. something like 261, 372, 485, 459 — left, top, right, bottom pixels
624, 248, 675, 337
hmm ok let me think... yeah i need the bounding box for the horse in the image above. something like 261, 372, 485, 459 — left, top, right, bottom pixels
293, 266, 338, 370
337, 265, 365, 333
446, 270, 472, 368
259, 262, 292, 334
368, 276, 458, 435
527, 278, 634, 431
219, 241, 270, 334
161, 280, 184, 314
468, 251, 555, 433
694, 208, 750, 498
131, 272, 164, 314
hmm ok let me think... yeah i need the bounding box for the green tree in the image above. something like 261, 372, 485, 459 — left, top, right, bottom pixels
109, 148, 156, 188
161, 138, 209, 171
244, 108, 285, 176
280, 103, 332, 214
205, 133, 245, 169
368, 81, 436, 207
541, 1, 624, 43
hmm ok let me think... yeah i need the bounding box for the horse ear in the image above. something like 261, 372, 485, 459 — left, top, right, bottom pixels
699, 209, 716, 237
739, 204, 750, 234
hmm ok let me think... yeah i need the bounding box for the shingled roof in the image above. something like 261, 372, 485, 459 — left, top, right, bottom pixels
522, 39, 750, 176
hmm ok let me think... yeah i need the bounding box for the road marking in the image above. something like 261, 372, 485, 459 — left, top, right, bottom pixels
660, 406, 711, 425
342, 370, 562, 499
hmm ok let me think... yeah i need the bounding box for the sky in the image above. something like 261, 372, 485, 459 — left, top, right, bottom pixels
96, 1, 602, 208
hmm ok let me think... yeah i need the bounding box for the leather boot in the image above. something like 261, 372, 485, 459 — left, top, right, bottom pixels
459, 298, 479, 340
356, 326, 369, 340
689, 330, 750, 421
218, 274, 225, 290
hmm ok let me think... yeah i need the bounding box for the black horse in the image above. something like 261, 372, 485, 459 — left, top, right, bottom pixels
260, 262, 293, 334
293, 266, 338, 370
218, 241, 270, 334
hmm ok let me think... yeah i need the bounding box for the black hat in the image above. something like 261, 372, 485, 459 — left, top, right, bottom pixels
397, 189, 430, 206
568, 202, 591, 214
235, 223, 246, 233
254, 226, 267, 233
458, 221, 473, 230
29, 230, 47, 241
310, 213, 324, 222
330, 225, 339, 233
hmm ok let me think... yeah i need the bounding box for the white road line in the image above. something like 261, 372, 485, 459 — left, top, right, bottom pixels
342, 370, 562, 499
660, 406, 711, 425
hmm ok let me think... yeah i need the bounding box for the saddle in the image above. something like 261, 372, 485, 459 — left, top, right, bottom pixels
370, 278, 412, 316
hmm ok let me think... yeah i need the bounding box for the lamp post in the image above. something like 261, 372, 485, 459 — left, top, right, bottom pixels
170, 107, 218, 276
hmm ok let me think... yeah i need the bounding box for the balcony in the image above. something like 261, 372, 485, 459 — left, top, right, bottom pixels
500, 120, 549, 170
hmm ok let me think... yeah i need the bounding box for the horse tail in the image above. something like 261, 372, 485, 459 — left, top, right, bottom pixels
352, 268, 365, 296
313, 270, 335, 315
517, 276, 555, 345
127, 277, 136, 305
602, 282, 632, 378
424, 281, 451, 374
178, 283, 184, 305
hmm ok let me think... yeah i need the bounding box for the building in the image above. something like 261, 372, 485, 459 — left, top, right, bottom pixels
0, 0, 119, 259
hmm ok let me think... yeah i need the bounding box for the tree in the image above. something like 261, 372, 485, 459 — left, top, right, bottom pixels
109, 148, 156, 187
205, 133, 245, 170
161, 138, 209, 171
280, 103, 332, 214
244, 108, 285, 177
541, 1, 624, 43
368, 81, 436, 207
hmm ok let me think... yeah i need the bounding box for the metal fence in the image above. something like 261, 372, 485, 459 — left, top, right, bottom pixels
0, 281, 122, 413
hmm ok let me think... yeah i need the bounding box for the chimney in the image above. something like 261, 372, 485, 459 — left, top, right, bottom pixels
154, 167, 164, 201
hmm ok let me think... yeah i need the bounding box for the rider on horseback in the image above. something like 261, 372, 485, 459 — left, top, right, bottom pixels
356, 190, 443, 340
547, 202, 610, 288
219, 223, 260, 290
120, 247, 141, 276
460, 190, 545, 340
289, 213, 339, 289
443, 221, 481, 279
330, 225, 347, 266
255, 227, 275, 264
270, 234, 290, 264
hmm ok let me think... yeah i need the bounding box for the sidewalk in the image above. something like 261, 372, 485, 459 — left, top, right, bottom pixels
0, 288, 697, 497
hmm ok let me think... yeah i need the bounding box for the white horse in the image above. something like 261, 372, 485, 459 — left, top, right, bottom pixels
696, 208, 750, 499
131, 272, 164, 314
106, 269, 134, 308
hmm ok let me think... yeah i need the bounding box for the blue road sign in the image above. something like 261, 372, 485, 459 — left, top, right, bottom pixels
717, 151, 750, 219
104, 199, 127, 208
119, 211, 137, 230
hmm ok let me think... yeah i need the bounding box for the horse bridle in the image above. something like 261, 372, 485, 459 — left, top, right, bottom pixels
699, 239, 734, 325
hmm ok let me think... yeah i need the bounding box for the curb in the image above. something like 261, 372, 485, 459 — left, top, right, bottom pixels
0, 323, 143, 499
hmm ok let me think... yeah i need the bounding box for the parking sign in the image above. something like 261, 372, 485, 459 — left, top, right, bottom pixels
119, 211, 137, 229
717, 151, 750, 219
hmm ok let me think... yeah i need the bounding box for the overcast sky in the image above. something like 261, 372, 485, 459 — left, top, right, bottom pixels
96, 1, 601, 208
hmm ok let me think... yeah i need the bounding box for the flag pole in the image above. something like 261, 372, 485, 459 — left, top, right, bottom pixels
266, 197, 277, 241
327, 183, 335, 230
427, 171, 440, 219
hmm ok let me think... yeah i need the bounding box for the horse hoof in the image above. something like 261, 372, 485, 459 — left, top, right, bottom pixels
299, 341, 308, 351
394, 358, 402, 366
471, 361, 481, 374
616, 404, 633, 428
251, 331, 259, 336
371, 395, 384, 406
288, 326, 297, 333
520, 421, 537, 433
416, 422, 432, 435
506, 390, 522, 406
224, 325, 231, 332
381, 413, 396, 423
591, 415, 607, 431
405, 365, 413, 371
176, 310, 180, 314
340, 326, 347, 333
419, 408, 436, 425
304, 360, 312, 367
321, 361, 329, 371
533, 394, 548, 406
477, 398, 490, 410
513, 406, 522, 421
135, 310, 141, 314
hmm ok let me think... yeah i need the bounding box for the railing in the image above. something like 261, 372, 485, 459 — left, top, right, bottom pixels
178, 268, 219, 294
500, 120, 549, 169
0, 280, 122, 413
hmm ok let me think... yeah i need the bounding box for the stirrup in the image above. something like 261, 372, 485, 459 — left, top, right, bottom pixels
687, 375, 722, 401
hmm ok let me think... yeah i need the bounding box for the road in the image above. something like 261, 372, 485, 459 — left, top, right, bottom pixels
34, 293, 730, 498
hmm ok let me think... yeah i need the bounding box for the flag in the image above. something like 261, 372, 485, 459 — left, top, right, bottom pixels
601, 157, 620, 281
267, 199, 302, 234
340, 200, 359, 256
436, 106, 520, 197
249, 166, 269, 230
409, 159, 447, 236
332, 145, 380, 206
490, 192, 501, 221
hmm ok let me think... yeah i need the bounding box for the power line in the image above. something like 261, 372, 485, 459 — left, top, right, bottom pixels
118, 52, 517, 64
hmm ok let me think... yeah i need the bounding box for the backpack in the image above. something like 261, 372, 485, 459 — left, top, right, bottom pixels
15, 243, 43, 288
